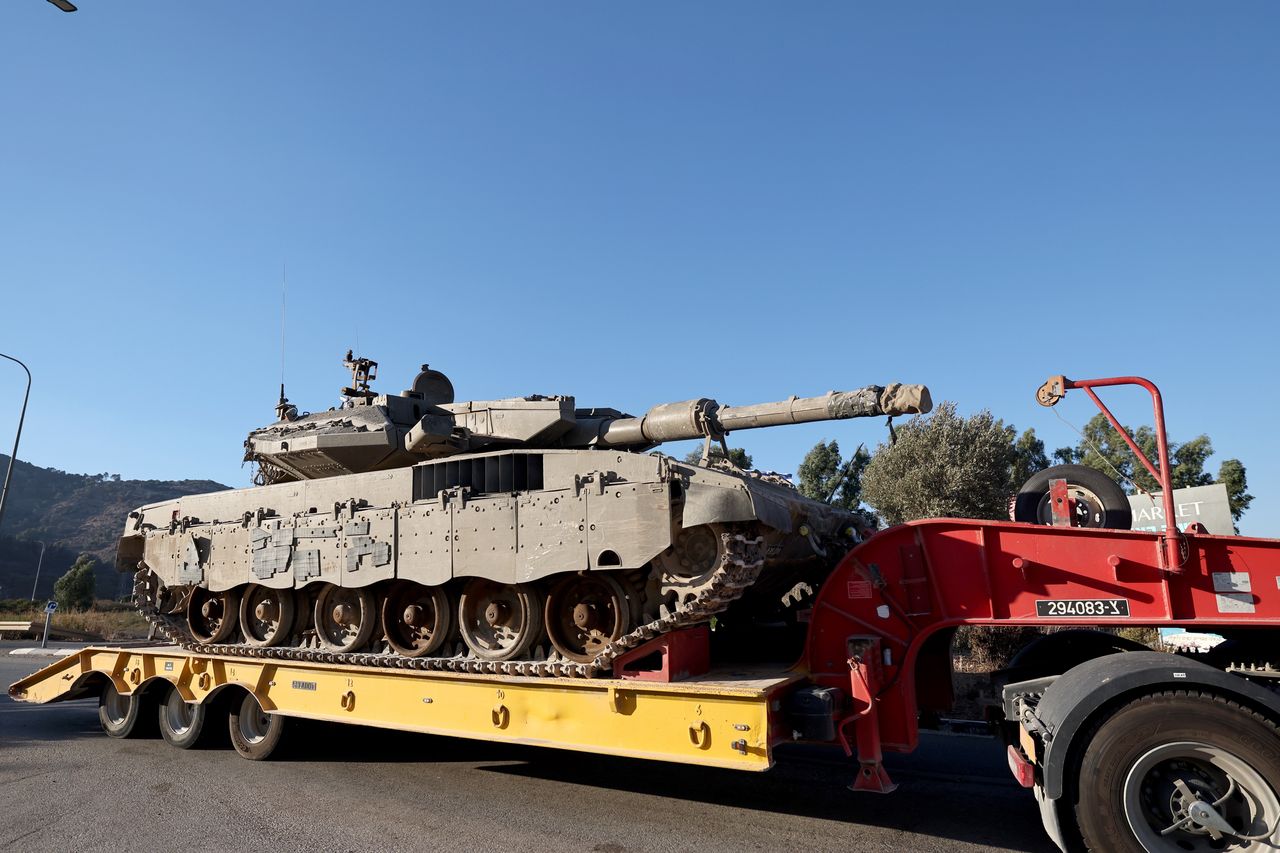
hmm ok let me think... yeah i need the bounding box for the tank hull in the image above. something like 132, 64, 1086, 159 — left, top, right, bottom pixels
119, 448, 857, 673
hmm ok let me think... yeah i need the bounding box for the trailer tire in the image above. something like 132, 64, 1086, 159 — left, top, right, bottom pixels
157, 686, 209, 749
98, 682, 150, 738
1014, 464, 1131, 529
1075, 691, 1280, 852
229, 691, 286, 760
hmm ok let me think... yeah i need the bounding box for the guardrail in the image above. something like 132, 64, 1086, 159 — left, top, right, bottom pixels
0, 620, 102, 641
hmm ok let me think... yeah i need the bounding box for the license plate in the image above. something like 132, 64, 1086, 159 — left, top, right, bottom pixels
1035, 599, 1130, 618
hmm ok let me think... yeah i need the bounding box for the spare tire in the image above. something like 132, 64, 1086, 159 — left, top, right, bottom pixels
1014, 464, 1131, 530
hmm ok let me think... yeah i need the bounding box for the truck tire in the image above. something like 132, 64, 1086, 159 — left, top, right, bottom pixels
1076, 691, 1280, 852
229, 691, 286, 760
98, 682, 147, 738
157, 686, 209, 749
1014, 464, 1131, 529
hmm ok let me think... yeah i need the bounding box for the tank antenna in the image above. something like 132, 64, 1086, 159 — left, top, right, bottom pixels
280, 262, 287, 389
274, 264, 296, 422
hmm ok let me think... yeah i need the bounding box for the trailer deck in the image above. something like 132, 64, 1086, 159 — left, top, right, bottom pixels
9, 645, 799, 771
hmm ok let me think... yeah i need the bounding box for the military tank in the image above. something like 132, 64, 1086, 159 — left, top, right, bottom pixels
119, 354, 931, 677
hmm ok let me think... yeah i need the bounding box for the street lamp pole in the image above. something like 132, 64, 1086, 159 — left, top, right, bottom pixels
0, 352, 32, 538
30, 540, 46, 601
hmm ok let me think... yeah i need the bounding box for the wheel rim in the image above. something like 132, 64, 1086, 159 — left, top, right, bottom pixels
458, 579, 542, 662
188, 587, 237, 644
1123, 740, 1280, 850
1035, 485, 1108, 527
314, 584, 377, 652
238, 695, 272, 744
164, 690, 196, 736
102, 685, 130, 725
239, 585, 295, 647
545, 575, 630, 663
382, 581, 451, 657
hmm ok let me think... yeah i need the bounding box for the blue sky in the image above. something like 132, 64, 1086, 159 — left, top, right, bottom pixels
1, 3, 1276, 535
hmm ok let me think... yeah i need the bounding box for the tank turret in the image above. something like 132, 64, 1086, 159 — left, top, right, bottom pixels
246, 354, 931, 483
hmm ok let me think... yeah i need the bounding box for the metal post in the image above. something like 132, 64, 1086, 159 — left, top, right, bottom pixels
30, 540, 45, 601
0, 353, 32, 538
40, 608, 52, 649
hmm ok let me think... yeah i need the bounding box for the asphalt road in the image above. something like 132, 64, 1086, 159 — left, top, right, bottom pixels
1, 649, 1055, 853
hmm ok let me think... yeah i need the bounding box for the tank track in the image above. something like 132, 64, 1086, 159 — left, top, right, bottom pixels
134, 533, 764, 679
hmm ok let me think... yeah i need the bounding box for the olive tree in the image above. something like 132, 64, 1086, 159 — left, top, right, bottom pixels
860, 402, 1017, 525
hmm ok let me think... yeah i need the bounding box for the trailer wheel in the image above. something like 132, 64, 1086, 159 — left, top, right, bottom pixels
1076, 691, 1280, 852
1014, 464, 1131, 529
228, 692, 286, 760
158, 686, 209, 749
98, 682, 147, 738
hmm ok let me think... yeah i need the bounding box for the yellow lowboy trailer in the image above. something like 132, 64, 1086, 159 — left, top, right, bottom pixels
8, 645, 797, 769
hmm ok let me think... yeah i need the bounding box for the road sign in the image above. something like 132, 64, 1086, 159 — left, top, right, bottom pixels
1127, 483, 1235, 535
40, 601, 56, 648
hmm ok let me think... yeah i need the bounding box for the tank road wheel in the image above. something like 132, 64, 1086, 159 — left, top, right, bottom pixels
228, 692, 286, 761
238, 584, 296, 647
544, 575, 631, 663
382, 581, 452, 657
458, 579, 544, 662
98, 682, 147, 738
313, 584, 378, 653
158, 686, 209, 749
1076, 692, 1280, 852
187, 587, 239, 644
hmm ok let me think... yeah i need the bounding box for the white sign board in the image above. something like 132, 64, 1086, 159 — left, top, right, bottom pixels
1127, 483, 1235, 535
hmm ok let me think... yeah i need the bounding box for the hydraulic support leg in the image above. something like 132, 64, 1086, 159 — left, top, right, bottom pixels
841, 638, 898, 794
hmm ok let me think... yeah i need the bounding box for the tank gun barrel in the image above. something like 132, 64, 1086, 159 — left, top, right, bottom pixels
246, 355, 934, 478
594, 383, 930, 448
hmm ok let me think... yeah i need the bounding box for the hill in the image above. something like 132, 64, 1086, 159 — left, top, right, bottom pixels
0, 454, 227, 601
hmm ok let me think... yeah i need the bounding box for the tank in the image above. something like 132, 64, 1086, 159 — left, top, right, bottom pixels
120, 354, 931, 677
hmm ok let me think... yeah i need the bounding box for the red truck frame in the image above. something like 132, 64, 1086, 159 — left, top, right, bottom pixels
801, 376, 1280, 852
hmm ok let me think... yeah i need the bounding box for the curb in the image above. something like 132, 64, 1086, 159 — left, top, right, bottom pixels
9, 647, 87, 657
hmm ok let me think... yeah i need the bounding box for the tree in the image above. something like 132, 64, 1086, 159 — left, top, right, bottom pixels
1217, 459, 1254, 532
1054, 413, 1251, 527
682, 445, 753, 470
1054, 414, 1212, 492
860, 403, 1017, 525
53, 554, 96, 612
1010, 428, 1050, 492
796, 440, 870, 512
